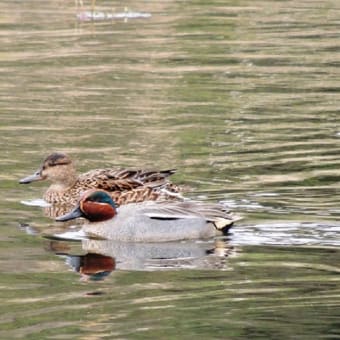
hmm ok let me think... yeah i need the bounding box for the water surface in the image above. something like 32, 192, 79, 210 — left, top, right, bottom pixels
1, 0, 340, 338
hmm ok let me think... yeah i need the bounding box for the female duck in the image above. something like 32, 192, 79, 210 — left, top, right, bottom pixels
56, 190, 240, 242
19, 152, 179, 205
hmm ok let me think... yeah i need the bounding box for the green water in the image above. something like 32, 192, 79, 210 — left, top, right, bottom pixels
1, 0, 339, 338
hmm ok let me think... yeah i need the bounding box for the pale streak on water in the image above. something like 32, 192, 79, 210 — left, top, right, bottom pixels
0, 0, 340, 339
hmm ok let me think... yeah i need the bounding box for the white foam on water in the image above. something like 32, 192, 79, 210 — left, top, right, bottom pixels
231, 222, 340, 247
21, 199, 51, 207
77, 11, 151, 21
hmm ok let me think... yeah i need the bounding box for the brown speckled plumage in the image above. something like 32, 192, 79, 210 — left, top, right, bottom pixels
20, 153, 181, 205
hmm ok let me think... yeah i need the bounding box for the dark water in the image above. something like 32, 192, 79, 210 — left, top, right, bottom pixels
1, 0, 340, 338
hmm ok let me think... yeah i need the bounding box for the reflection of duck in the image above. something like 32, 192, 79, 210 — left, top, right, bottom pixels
53, 248, 115, 282
64, 253, 115, 281
46, 241, 115, 281
46, 238, 234, 272
56, 190, 241, 242
19, 152, 180, 205
82, 238, 234, 270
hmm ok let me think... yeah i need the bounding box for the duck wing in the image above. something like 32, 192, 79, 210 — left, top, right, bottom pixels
78, 168, 177, 192
141, 201, 232, 221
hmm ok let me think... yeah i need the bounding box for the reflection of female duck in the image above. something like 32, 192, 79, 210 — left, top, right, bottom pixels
20, 152, 180, 205
56, 190, 241, 242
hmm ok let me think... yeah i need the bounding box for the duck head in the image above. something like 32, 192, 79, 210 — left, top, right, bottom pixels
19, 152, 76, 186
56, 190, 117, 222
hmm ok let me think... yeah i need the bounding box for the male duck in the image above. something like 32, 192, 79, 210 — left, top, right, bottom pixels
19, 152, 179, 205
56, 190, 240, 242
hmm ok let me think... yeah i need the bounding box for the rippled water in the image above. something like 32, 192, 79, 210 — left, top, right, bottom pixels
1, 0, 340, 338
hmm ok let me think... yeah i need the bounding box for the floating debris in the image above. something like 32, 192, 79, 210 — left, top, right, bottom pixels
77, 10, 152, 22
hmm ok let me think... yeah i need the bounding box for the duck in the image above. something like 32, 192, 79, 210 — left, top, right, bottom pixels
55, 189, 241, 242
19, 152, 180, 205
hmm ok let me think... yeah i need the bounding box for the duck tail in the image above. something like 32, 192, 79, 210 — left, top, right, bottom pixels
160, 169, 177, 176
141, 169, 177, 182
213, 214, 242, 233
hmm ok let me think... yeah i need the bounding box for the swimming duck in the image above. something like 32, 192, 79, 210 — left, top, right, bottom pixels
56, 190, 240, 242
19, 152, 180, 205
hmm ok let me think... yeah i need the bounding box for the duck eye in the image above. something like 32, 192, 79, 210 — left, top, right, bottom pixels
50, 161, 70, 167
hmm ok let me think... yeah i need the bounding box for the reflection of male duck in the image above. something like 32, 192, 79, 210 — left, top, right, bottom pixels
64, 253, 115, 282
56, 190, 241, 242
46, 240, 115, 281
82, 238, 235, 271
48, 238, 235, 273
20, 152, 180, 205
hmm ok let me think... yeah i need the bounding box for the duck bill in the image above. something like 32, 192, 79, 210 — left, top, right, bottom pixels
56, 205, 83, 222
19, 170, 43, 184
